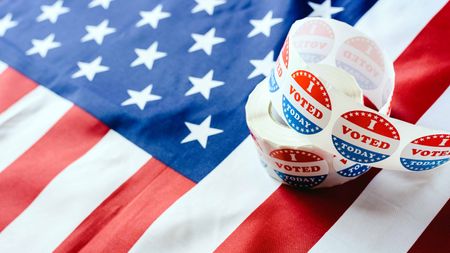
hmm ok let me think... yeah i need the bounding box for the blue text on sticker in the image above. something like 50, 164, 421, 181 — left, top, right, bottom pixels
400, 157, 449, 171
274, 170, 326, 188
332, 136, 387, 163
282, 96, 322, 135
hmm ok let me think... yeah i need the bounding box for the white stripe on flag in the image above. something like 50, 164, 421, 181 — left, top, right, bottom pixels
418, 86, 450, 131
309, 94, 450, 253
354, 0, 448, 60
0, 86, 72, 172
0, 61, 6, 74
0, 130, 151, 252
129, 137, 280, 253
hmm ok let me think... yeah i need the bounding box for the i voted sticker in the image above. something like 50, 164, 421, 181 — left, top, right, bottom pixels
269, 148, 328, 188
400, 134, 450, 171
332, 110, 400, 163
336, 36, 385, 90
333, 156, 371, 177
293, 19, 334, 63
282, 70, 332, 135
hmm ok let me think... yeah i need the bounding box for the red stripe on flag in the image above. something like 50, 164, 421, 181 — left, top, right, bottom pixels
408, 201, 450, 253
55, 159, 195, 253
391, 3, 450, 123
0, 68, 37, 113
0, 106, 109, 231
215, 169, 379, 253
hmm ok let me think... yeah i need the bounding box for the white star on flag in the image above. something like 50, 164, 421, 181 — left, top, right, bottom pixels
136, 4, 171, 29
81, 19, 116, 45
36, 0, 70, 24
88, 0, 114, 9
308, 0, 344, 18
72, 56, 109, 81
181, 115, 223, 148
188, 28, 225, 56
248, 51, 275, 79
26, 33, 61, 58
121, 84, 162, 110
0, 13, 18, 37
130, 42, 167, 70
185, 70, 224, 100
248, 11, 283, 38
191, 0, 226, 16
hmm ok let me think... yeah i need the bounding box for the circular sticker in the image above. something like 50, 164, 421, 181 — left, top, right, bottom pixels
400, 134, 450, 171
333, 156, 371, 177
336, 36, 385, 90
282, 70, 332, 135
269, 148, 328, 188
293, 20, 334, 63
332, 110, 400, 163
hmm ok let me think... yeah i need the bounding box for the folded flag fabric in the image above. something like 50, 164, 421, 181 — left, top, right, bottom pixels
0, 0, 449, 252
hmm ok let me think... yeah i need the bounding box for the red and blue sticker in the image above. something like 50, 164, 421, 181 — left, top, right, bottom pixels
400, 134, 450, 171
333, 156, 371, 177
336, 36, 385, 90
269, 148, 328, 188
293, 19, 334, 64
332, 110, 400, 163
282, 70, 332, 135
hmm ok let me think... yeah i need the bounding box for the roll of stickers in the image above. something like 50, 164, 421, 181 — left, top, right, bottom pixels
247, 80, 371, 188
246, 18, 450, 188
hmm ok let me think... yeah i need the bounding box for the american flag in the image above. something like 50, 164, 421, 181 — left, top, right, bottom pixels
0, 0, 449, 252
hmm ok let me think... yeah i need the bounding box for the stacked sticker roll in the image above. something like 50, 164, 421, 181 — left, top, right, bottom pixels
246, 18, 450, 189
247, 69, 372, 188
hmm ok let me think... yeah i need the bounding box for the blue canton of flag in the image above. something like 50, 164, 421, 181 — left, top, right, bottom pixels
0, 0, 377, 182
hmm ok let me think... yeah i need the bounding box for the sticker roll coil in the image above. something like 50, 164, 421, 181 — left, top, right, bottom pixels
267, 18, 450, 173
246, 78, 371, 189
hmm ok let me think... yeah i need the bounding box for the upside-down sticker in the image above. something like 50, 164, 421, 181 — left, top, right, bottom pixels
269, 148, 328, 188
